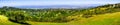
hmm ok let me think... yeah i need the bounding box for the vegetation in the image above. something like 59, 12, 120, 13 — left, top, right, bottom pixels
0, 3, 120, 25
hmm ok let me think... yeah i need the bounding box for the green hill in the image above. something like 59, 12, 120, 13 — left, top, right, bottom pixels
0, 15, 20, 25
0, 3, 120, 25
66, 3, 120, 25
68, 12, 120, 25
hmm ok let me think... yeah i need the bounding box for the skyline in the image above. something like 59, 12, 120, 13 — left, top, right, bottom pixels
0, 0, 120, 7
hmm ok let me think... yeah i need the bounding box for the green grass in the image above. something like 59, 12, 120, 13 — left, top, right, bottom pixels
30, 23, 68, 25
0, 15, 20, 25
27, 21, 68, 25
1, 12, 120, 25
0, 15, 68, 25
68, 12, 120, 25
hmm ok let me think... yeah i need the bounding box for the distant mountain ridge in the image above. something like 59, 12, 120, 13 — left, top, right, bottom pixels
8, 4, 104, 9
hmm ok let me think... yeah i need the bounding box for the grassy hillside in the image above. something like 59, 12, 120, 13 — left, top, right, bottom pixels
0, 3, 120, 25
0, 15, 20, 25
68, 12, 120, 25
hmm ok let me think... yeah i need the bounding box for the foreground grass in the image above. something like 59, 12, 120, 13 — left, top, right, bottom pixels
0, 15, 68, 25
27, 12, 120, 25
0, 15, 20, 25
27, 21, 68, 25
1, 12, 120, 25
69, 12, 120, 25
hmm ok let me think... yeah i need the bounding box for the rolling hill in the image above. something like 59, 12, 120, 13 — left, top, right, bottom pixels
0, 3, 120, 25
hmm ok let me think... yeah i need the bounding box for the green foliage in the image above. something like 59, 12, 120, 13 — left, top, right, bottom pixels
0, 3, 120, 24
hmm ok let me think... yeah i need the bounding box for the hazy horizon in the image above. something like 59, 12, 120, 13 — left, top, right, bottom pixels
0, 0, 120, 7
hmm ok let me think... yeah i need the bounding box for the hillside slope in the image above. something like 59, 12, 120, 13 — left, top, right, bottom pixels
0, 3, 120, 25
67, 3, 120, 25
69, 12, 120, 25
0, 15, 20, 25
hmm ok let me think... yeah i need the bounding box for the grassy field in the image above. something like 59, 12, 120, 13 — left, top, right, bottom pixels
0, 15, 20, 25
1, 12, 120, 25
27, 21, 68, 25
0, 15, 68, 25
68, 12, 120, 25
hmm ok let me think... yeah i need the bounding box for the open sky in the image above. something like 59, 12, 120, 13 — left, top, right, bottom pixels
0, 0, 120, 6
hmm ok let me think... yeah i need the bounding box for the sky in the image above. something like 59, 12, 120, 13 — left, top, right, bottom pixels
0, 0, 120, 6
